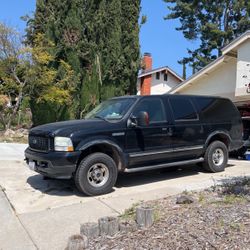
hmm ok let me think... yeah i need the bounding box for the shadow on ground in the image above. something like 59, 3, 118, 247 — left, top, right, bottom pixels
26, 163, 236, 196
27, 175, 83, 197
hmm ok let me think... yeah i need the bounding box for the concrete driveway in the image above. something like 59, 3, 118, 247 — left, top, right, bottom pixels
0, 143, 249, 250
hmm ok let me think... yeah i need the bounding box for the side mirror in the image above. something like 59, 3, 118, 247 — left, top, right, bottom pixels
137, 111, 149, 127
127, 111, 149, 128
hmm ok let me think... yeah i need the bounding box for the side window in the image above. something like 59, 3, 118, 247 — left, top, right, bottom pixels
169, 97, 198, 121
156, 72, 160, 80
195, 97, 236, 122
133, 99, 166, 123
164, 73, 168, 81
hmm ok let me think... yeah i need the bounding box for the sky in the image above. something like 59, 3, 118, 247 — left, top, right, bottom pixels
0, 0, 200, 77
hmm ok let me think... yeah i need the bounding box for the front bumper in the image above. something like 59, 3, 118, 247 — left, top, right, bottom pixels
25, 148, 81, 179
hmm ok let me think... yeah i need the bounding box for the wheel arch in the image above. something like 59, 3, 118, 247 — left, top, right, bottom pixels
76, 140, 127, 171
205, 131, 231, 149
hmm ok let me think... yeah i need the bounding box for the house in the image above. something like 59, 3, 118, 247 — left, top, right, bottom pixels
137, 53, 183, 95
169, 30, 250, 115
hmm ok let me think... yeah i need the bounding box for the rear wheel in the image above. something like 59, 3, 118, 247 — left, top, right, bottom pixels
203, 141, 228, 172
75, 153, 118, 196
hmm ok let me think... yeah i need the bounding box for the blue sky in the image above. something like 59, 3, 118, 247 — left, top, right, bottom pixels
0, 0, 199, 77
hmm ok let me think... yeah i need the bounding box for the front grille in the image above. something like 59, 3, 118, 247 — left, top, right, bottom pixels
29, 136, 50, 152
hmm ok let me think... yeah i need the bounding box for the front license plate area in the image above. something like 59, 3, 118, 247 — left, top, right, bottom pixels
28, 161, 36, 171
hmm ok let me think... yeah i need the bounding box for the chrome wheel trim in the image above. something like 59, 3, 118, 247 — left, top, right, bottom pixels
87, 163, 109, 188
212, 148, 224, 166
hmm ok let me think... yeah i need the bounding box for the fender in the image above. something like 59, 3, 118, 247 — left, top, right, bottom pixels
205, 130, 232, 148
76, 138, 128, 170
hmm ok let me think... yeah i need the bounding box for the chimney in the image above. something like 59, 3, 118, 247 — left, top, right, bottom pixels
140, 53, 152, 95
142, 52, 152, 71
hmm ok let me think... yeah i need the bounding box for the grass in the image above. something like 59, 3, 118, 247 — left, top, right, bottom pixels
229, 222, 245, 231
198, 193, 206, 203
119, 202, 141, 221
119, 201, 162, 223
211, 194, 247, 205
153, 205, 162, 223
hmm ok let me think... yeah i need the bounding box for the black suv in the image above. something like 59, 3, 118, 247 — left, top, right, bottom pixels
25, 95, 243, 195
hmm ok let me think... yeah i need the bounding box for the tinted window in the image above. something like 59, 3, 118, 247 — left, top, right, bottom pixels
170, 97, 198, 121
156, 72, 160, 80
133, 99, 166, 123
195, 97, 237, 122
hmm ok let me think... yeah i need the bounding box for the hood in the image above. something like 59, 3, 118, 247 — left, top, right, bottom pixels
30, 119, 108, 137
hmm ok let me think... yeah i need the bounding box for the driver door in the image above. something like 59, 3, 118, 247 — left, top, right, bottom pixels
126, 97, 172, 167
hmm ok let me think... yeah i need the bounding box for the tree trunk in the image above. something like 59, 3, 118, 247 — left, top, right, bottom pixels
136, 206, 154, 228
80, 222, 99, 238
182, 62, 186, 80
0, 113, 6, 130
66, 234, 88, 250
98, 216, 119, 236
6, 91, 22, 130
6, 73, 24, 130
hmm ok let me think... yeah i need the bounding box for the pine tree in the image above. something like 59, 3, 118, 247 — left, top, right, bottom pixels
164, 0, 250, 71
26, 0, 141, 124
120, 0, 141, 95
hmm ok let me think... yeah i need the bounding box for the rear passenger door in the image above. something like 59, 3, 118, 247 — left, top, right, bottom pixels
168, 96, 204, 161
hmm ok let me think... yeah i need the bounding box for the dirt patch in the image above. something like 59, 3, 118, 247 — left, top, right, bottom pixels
88, 178, 250, 250
0, 129, 28, 143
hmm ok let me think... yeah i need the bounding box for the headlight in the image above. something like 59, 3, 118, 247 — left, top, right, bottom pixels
54, 137, 74, 152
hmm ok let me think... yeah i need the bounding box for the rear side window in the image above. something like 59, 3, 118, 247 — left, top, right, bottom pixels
195, 97, 238, 122
169, 97, 198, 121
133, 98, 166, 123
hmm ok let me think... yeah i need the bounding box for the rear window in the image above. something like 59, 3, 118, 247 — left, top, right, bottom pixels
169, 97, 198, 121
195, 97, 238, 122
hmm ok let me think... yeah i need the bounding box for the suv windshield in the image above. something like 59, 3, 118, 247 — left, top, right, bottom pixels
85, 98, 136, 120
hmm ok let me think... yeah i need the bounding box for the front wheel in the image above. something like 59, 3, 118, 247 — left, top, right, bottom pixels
75, 153, 118, 196
203, 141, 228, 173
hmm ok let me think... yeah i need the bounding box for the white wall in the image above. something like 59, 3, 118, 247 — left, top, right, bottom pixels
150, 72, 180, 95
236, 40, 250, 97
176, 57, 237, 101
137, 72, 180, 95
136, 79, 141, 95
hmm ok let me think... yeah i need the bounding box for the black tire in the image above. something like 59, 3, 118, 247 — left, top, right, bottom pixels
75, 153, 118, 196
203, 141, 228, 173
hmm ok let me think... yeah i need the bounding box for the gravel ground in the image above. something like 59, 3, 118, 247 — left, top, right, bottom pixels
88, 178, 250, 250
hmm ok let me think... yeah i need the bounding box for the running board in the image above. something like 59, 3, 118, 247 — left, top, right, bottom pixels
124, 157, 204, 173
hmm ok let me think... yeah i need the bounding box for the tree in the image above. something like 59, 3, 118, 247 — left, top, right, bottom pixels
0, 22, 76, 129
26, 0, 85, 119
164, 0, 250, 72
26, 0, 141, 121
0, 22, 29, 129
27, 33, 77, 125
120, 0, 141, 95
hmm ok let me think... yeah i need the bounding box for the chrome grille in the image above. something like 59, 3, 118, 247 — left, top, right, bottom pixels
29, 136, 49, 152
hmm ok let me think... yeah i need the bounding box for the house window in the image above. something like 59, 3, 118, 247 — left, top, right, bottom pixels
156, 72, 160, 80
164, 73, 168, 81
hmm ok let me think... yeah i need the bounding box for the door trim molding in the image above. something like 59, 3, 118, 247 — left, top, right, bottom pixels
129, 145, 204, 158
